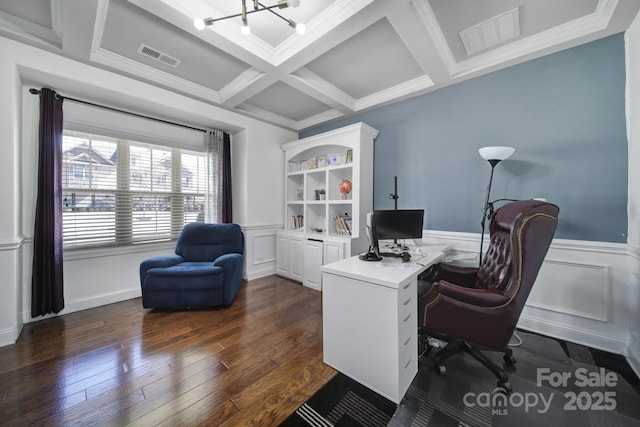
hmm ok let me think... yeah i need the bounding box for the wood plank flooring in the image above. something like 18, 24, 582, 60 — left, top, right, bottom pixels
0, 275, 335, 425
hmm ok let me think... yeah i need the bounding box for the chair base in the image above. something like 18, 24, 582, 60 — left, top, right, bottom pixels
420, 330, 515, 393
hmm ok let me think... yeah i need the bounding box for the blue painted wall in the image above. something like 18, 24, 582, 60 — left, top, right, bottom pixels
300, 33, 628, 243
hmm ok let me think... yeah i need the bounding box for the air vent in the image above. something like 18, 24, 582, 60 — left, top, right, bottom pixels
459, 7, 520, 56
137, 44, 181, 68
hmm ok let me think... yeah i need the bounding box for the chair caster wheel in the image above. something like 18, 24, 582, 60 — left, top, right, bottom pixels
435, 364, 446, 375
503, 354, 517, 365
497, 381, 512, 393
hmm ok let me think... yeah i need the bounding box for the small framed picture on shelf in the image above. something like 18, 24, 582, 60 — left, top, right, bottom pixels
346, 149, 353, 163
316, 154, 327, 168
300, 160, 308, 170
326, 154, 337, 166
309, 160, 317, 169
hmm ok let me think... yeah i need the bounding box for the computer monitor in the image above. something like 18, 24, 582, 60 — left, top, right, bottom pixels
373, 209, 424, 242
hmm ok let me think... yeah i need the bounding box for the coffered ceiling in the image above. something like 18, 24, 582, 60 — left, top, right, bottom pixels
0, 0, 638, 131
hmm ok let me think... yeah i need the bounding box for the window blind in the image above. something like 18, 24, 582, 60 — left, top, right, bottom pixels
62, 131, 206, 248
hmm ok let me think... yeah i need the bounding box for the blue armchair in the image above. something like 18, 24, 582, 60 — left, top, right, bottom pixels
140, 222, 245, 309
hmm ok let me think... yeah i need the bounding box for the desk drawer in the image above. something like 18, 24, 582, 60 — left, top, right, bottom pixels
398, 279, 416, 326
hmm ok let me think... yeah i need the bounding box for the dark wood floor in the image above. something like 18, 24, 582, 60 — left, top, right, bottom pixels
0, 275, 335, 425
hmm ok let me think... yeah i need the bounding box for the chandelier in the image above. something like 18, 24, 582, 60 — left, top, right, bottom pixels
194, 0, 306, 35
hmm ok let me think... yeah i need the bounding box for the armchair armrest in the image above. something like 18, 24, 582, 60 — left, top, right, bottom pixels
214, 253, 245, 306
213, 253, 243, 269
431, 263, 479, 288
140, 255, 184, 284
436, 280, 510, 308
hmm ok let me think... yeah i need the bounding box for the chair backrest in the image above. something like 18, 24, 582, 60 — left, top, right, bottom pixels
175, 222, 244, 262
475, 200, 559, 308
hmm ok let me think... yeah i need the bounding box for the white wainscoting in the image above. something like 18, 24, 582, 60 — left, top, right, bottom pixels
241, 224, 280, 281
421, 230, 633, 357
0, 238, 23, 347
626, 244, 640, 376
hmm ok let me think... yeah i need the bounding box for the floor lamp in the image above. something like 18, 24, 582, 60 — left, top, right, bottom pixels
478, 146, 515, 267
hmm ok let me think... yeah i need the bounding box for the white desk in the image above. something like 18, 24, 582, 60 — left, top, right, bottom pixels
321, 252, 444, 403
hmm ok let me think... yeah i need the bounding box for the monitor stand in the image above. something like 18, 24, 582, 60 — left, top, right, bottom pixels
385, 241, 408, 251
359, 249, 382, 261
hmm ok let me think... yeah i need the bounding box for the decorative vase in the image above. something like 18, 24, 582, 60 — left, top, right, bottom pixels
338, 179, 352, 200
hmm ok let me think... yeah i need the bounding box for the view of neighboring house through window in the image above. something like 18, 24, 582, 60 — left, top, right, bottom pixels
62, 130, 206, 248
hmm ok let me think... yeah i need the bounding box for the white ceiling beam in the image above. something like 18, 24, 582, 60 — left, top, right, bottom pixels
61, 0, 101, 59
386, 1, 451, 85
285, 68, 355, 113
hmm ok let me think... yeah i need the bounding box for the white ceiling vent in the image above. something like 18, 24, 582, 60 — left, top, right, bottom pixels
137, 44, 181, 68
459, 7, 520, 56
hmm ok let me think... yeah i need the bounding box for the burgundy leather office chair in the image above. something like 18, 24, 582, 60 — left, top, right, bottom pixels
417, 199, 559, 392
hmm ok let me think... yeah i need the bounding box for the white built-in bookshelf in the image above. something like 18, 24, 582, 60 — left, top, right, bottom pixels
277, 122, 378, 290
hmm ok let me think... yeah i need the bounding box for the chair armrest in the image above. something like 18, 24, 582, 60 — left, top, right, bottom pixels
214, 253, 245, 306
434, 264, 479, 288
140, 255, 184, 284
436, 280, 509, 307
213, 253, 243, 269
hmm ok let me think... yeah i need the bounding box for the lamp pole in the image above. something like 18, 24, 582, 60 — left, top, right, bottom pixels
478, 146, 515, 267
479, 159, 500, 267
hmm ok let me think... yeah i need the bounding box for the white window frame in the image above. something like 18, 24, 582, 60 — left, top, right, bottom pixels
62, 130, 207, 251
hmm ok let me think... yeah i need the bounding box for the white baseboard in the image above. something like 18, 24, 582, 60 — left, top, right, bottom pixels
0, 325, 20, 347
518, 314, 627, 355
246, 263, 277, 280
23, 287, 141, 324
626, 330, 640, 377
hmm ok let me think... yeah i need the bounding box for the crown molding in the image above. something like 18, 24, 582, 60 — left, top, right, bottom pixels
290, 68, 356, 112
273, 0, 375, 66
355, 74, 434, 111
235, 102, 299, 130
296, 109, 345, 131
219, 67, 265, 104
0, 10, 61, 48
414, 0, 618, 79
90, 48, 222, 104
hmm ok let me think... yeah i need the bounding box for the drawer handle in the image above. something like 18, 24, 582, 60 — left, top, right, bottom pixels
403, 313, 412, 323
403, 297, 412, 306
403, 335, 412, 346
404, 357, 412, 369
403, 282, 411, 290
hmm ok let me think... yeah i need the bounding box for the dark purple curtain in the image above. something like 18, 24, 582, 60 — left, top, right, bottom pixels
31, 88, 64, 317
222, 132, 233, 223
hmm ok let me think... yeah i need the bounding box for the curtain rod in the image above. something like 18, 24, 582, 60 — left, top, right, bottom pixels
29, 88, 207, 133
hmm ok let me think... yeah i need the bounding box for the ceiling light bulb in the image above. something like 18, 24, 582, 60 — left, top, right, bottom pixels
194, 18, 205, 30
296, 22, 306, 35
279, 0, 300, 8
241, 24, 251, 35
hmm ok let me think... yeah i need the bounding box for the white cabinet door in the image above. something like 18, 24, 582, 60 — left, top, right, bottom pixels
276, 235, 290, 277
276, 233, 304, 282
290, 237, 304, 282
323, 240, 345, 265
304, 239, 323, 291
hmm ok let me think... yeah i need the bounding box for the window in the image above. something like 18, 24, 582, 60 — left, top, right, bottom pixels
62, 131, 207, 248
